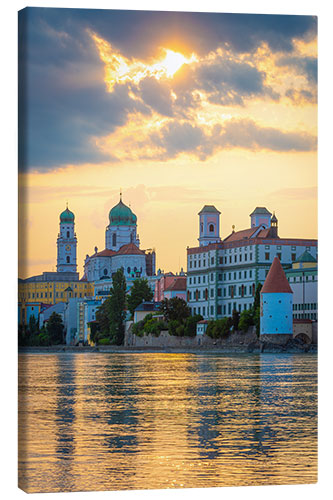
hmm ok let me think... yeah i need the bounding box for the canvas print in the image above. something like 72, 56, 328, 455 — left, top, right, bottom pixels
18, 7, 318, 494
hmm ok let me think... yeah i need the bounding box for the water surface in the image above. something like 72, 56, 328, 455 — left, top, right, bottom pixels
18, 352, 317, 492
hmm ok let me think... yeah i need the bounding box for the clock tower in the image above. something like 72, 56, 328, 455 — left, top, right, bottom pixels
57, 204, 77, 273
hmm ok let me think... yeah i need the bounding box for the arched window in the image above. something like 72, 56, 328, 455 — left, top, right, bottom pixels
187, 290, 190, 301
66, 256, 70, 263
127, 267, 131, 274
209, 224, 214, 233
200, 222, 203, 233
67, 231, 70, 238
241, 284, 244, 297
112, 233, 117, 247
103, 268, 108, 275
252, 283, 255, 296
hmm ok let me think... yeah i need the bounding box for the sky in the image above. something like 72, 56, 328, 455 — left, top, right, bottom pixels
18, 7, 317, 279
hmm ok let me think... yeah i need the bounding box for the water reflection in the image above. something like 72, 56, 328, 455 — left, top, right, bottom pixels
18, 352, 317, 493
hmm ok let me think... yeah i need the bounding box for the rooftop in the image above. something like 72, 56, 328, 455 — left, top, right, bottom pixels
198, 205, 221, 215
261, 257, 293, 294
250, 207, 272, 217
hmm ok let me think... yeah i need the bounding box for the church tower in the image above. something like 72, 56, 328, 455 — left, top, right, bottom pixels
198, 205, 221, 247
105, 193, 140, 251
57, 205, 77, 273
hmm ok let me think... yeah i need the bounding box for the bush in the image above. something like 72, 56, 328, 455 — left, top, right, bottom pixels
184, 314, 203, 337
98, 337, 111, 345
206, 317, 232, 339
232, 310, 240, 330
168, 319, 181, 336
238, 308, 255, 332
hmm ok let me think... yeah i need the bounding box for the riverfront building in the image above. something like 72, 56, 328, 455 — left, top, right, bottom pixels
186, 206, 317, 320
83, 195, 156, 283
260, 257, 293, 344
286, 251, 318, 321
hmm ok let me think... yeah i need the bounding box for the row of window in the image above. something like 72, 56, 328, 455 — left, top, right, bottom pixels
189, 270, 254, 286
26, 291, 85, 299
188, 283, 256, 301
293, 313, 317, 320
288, 275, 316, 282
292, 303, 317, 311
190, 301, 251, 317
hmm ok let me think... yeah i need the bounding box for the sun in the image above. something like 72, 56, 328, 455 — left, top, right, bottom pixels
160, 49, 188, 77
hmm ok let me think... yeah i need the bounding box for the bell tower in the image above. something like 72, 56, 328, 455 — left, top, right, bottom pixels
198, 205, 221, 247
57, 204, 77, 273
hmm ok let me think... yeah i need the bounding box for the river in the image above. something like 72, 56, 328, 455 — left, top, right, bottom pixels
18, 352, 317, 493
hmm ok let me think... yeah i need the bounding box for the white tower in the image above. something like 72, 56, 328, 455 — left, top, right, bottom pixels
198, 205, 221, 247
57, 204, 77, 273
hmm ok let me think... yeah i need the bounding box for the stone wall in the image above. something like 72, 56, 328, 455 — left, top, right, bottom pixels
125, 325, 258, 349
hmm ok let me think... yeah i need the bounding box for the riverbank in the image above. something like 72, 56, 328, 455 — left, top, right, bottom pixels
18, 341, 317, 355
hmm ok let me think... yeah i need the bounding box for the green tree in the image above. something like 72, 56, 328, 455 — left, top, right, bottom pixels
109, 268, 127, 345
159, 297, 190, 322
253, 283, 262, 337
47, 312, 64, 344
127, 278, 153, 316
232, 310, 240, 330
95, 300, 111, 338
184, 314, 203, 337
254, 283, 262, 310
238, 308, 255, 332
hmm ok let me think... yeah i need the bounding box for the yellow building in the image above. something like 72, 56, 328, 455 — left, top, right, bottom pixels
18, 276, 94, 306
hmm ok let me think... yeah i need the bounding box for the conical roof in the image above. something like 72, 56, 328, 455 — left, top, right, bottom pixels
295, 250, 316, 263
261, 257, 293, 294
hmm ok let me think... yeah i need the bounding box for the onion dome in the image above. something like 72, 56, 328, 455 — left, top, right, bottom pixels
109, 198, 137, 226
60, 206, 75, 223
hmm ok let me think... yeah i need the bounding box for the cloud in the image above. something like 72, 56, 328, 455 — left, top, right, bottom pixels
146, 118, 317, 160
19, 8, 317, 172
268, 186, 317, 200
276, 55, 317, 84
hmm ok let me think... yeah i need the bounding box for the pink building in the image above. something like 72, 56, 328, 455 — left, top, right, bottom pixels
154, 270, 187, 301
163, 276, 187, 301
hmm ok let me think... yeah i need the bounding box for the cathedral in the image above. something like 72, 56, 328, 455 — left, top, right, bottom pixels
82, 195, 156, 282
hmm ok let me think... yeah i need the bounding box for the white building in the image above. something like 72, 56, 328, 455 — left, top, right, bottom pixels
83, 195, 156, 283
187, 206, 317, 320
285, 250, 318, 321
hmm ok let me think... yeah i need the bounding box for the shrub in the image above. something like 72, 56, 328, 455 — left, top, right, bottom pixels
184, 314, 203, 337
238, 308, 255, 332
98, 337, 111, 345
206, 317, 232, 339
168, 319, 181, 336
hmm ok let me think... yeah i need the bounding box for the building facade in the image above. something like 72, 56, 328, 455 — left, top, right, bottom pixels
83, 196, 156, 283
187, 206, 317, 320
286, 251, 318, 321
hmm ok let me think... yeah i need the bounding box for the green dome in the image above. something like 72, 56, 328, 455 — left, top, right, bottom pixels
109, 199, 137, 226
60, 207, 75, 223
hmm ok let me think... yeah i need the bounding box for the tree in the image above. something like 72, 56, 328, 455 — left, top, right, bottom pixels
95, 300, 111, 338
109, 268, 127, 345
159, 297, 190, 322
254, 283, 262, 310
238, 308, 255, 332
47, 312, 65, 344
253, 283, 262, 337
232, 310, 240, 330
127, 278, 153, 316
184, 314, 203, 337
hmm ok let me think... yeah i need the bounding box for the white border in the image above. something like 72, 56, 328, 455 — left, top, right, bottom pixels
2, 1, 331, 499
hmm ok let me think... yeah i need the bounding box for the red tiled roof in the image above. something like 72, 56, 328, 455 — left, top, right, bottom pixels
164, 277, 187, 292
261, 257, 293, 294
116, 243, 145, 256
257, 228, 271, 238
93, 249, 117, 258
223, 227, 259, 242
